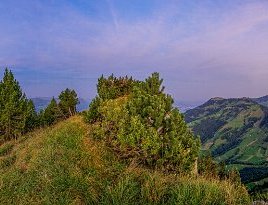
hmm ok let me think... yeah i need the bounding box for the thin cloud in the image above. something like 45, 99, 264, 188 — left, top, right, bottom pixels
0, 0, 268, 100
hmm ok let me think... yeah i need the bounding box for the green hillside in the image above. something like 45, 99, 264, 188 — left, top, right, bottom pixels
185, 97, 268, 193
0, 116, 250, 205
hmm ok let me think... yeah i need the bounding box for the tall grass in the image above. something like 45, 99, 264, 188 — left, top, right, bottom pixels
0, 116, 251, 204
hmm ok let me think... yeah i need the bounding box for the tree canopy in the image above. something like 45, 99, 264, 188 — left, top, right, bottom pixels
58, 88, 79, 117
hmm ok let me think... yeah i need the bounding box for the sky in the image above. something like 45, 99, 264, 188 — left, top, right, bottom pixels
0, 0, 268, 102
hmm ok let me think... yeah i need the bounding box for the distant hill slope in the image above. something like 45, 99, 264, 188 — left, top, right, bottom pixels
175, 100, 204, 113
31, 97, 89, 112
252, 95, 268, 107
185, 97, 268, 189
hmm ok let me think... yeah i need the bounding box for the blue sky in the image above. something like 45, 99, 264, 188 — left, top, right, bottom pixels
0, 0, 268, 102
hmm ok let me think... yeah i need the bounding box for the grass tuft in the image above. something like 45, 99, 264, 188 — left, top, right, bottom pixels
0, 143, 14, 156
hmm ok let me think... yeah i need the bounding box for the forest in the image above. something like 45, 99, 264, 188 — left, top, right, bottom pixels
0, 68, 79, 142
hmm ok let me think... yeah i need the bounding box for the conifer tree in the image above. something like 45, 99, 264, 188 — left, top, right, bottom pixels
84, 96, 102, 123
87, 72, 200, 172
58, 88, 79, 117
25, 99, 38, 132
41, 97, 62, 126
117, 72, 200, 171
0, 68, 35, 140
97, 74, 137, 100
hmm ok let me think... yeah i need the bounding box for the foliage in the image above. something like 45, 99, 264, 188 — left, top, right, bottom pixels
84, 96, 102, 123
240, 167, 268, 184
251, 189, 268, 202
0, 68, 37, 140
118, 73, 200, 171
40, 97, 63, 126
86, 72, 200, 172
84, 74, 137, 123
58, 88, 79, 117
38, 89, 79, 126
97, 74, 137, 100
24, 100, 38, 132
198, 154, 225, 178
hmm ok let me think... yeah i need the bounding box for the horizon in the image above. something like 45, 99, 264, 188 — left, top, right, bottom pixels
1, 0, 268, 101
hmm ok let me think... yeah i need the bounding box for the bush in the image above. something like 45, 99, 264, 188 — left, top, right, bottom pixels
86, 73, 200, 172
84, 97, 102, 123
198, 154, 226, 178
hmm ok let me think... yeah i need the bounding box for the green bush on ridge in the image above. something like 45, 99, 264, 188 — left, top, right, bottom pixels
85, 72, 200, 171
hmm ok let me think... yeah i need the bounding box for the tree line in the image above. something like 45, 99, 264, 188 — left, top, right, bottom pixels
0, 68, 79, 142
1, 68, 240, 179
1, 68, 201, 171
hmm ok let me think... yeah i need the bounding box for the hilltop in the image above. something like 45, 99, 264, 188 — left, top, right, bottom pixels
185, 97, 268, 192
0, 117, 250, 204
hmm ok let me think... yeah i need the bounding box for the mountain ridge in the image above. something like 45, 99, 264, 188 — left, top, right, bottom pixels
184, 95, 268, 191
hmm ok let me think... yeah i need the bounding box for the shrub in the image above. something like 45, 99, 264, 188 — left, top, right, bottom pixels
84, 97, 102, 123
86, 73, 200, 172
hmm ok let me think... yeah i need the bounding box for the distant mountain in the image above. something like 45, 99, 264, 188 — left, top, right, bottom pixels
252, 95, 268, 107
31, 97, 201, 114
175, 100, 203, 113
31, 97, 52, 112
31, 97, 90, 112
184, 97, 268, 189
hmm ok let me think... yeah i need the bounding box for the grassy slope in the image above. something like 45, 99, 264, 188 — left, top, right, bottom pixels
0, 116, 250, 205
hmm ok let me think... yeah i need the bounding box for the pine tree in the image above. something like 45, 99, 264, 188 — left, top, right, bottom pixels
41, 97, 62, 126
25, 99, 38, 132
97, 74, 137, 100
117, 72, 200, 171
84, 96, 102, 123
0, 68, 33, 140
58, 88, 79, 117
86, 72, 200, 172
